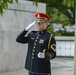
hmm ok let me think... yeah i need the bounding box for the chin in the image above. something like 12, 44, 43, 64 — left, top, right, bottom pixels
38, 29, 41, 31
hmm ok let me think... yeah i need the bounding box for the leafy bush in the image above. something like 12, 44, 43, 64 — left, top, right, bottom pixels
47, 25, 74, 36
54, 30, 74, 36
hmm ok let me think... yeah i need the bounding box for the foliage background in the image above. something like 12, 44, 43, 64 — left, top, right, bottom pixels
33, 0, 75, 36
0, 0, 75, 36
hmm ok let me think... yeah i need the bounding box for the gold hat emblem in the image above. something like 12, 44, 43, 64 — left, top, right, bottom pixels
37, 13, 40, 18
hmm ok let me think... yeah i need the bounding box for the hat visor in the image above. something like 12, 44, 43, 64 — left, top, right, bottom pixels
36, 19, 45, 23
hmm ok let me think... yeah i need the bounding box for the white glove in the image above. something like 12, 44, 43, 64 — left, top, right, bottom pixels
25, 21, 36, 31
38, 52, 45, 58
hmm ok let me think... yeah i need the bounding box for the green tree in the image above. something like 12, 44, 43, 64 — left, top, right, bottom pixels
33, 0, 75, 25
0, 0, 75, 25
63, 0, 75, 7
0, 0, 18, 15
33, 0, 75, 36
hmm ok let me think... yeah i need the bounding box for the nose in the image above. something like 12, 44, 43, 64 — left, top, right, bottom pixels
38, 22, 40, 25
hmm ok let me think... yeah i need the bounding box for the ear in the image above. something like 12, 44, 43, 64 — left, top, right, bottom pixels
46, 22, 48, 26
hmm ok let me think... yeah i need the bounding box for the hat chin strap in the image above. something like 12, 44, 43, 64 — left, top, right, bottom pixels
36, 19, 46, 23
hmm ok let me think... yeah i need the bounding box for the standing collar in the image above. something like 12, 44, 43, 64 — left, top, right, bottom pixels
38, 29, 47, 34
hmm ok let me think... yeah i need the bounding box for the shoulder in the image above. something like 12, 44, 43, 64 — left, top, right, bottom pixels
46, 31, 52, 36
28, 31, 38, 35
46, 31, 55, 39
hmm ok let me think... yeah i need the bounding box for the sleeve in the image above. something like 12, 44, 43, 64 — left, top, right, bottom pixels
16, 30, 28, 44
44, 35, 56, 61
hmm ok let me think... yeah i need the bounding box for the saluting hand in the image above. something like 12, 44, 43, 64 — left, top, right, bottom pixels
25, 21, 36, 31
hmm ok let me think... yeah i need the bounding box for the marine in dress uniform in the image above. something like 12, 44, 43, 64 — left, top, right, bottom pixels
16, 12, 56, 75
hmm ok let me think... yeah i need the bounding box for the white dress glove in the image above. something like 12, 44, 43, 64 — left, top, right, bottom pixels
25, 21, 36, 31
38, 52, 45, 58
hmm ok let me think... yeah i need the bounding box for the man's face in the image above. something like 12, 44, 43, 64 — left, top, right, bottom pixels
36, 22, 48, 31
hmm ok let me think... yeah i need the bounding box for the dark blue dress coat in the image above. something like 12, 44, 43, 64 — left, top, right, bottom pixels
16, 29, 56, 74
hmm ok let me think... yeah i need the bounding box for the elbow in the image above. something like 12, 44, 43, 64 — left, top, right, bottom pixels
16, 36, 21, 43
53, 51, 56, 56
16, 37, 19, 42
51, 52, 56, 59
53, 54, 56, 58
53, 52, 56, 58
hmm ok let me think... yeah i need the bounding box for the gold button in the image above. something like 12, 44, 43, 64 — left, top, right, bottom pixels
41, 31, 43, 33
32, 53, 34, 55
32, 57, 34, 59
34, 46, 36, 48
36, 37, 39, 39
34, 43, 36, 45
38, 34, 39, 36
33, 50, 35, 52
35, 40, 37, 42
